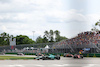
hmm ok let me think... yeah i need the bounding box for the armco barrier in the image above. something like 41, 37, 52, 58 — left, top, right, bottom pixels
83, 53, 100, 57
5, 53, 36, 55
5, 52, 70, 56
5, 53, 100, 57
6, 53, 17, 55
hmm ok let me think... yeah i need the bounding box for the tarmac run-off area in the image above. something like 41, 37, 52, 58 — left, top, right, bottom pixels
0, 55, 100, 67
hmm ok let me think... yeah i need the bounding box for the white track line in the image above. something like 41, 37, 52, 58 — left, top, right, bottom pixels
52, 64, 98, 67
35, 65, 44, 67
0, 64, 100, 67
82, 64, 96, 67
9, 64, 24, 67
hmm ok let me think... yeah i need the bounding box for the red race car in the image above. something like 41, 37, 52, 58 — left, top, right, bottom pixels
73, 54, 83, 59
63, 53, 73, 57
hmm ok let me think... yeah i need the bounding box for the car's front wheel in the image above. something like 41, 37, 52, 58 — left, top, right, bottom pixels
42, 57, 45, 60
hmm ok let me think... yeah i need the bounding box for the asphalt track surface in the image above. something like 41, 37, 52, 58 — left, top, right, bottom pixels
0, 55, 100, 67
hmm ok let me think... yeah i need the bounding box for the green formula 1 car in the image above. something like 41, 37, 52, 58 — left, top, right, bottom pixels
35, 54, 60, 60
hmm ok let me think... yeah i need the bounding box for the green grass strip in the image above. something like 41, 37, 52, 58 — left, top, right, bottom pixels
0, 56, 35, 60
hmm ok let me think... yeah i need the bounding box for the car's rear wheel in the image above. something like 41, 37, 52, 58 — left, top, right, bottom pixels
63, 55, 65, 57
37, 59, 40, 60
74, 56, 76, 58
57, 57, 60, 60
81, 56, 83, 59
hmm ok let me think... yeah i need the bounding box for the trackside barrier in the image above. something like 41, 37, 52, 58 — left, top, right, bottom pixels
87, 54, 89, 57
6, 53, 17, 55
93, 54, 96, 57
4, 52, 69, 55
5, 53, 100, 57
5, 53, 36, 55
82, 53, 100, 57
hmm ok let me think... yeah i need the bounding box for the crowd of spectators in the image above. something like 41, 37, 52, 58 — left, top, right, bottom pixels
53, 31, 100, 48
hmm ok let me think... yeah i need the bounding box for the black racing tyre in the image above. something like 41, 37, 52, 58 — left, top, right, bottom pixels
42, 57, 45, 60
80, 55, 83, 59
73, 57, 76, 58
73, 56, 76, 59
57, 57, 60, 60
37, 59, 40, 60
81, 56, 83, 59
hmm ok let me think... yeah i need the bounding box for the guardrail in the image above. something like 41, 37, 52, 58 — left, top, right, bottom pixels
5, 52, 100, 57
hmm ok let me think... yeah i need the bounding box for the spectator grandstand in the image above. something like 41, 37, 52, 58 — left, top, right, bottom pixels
51, 31, 100, 53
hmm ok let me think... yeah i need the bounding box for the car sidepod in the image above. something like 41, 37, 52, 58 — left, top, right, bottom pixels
55, 55, 60, 60
48, 55, 55, 60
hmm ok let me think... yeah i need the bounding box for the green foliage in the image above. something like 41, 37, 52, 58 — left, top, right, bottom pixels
0, 32, 9, 46
0, 56, 35, 60
43, 36, 48, 43
36, 36, 43, 43
91, 20, 100, 32
16, 35, 35, 45
0, 30, 67, 46
54, 30, 67, 42
95, 22, 99, 26
54, 30, 60, 42
49, 30, 54, 42
36, 30, 67, 43
95, 20, 100, 26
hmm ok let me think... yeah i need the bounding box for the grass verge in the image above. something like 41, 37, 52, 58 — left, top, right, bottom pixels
0, 56, 35, 60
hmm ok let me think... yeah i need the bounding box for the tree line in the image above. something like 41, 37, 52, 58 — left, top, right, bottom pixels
0, 30, 67, 46
36, 30, 67, 43
91, 20, 100, 32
